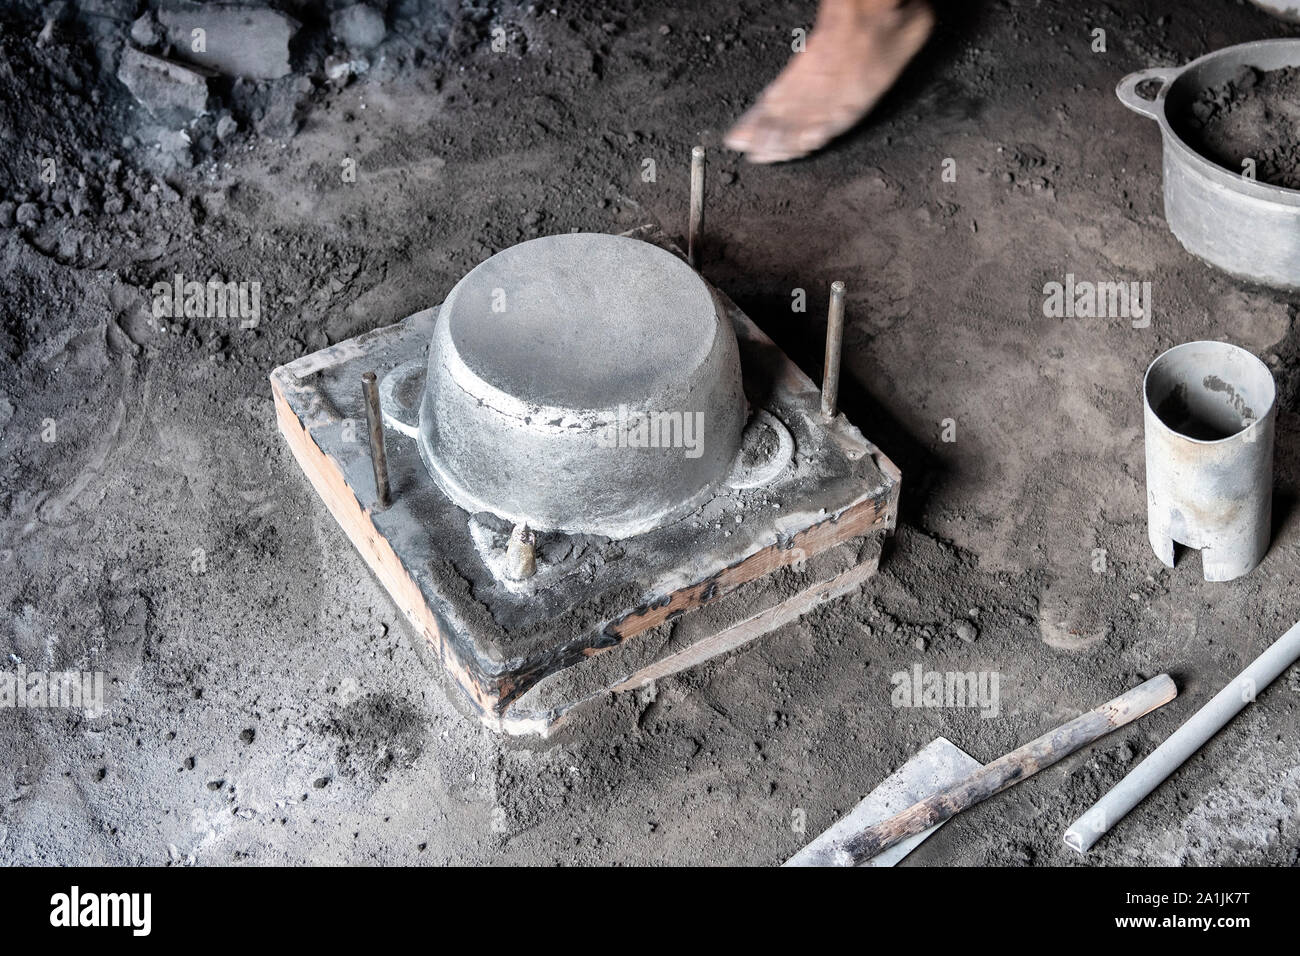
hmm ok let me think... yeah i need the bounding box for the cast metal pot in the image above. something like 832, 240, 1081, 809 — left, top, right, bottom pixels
1249, 1, 1300, 23
1117, 39, 1300, 289
413, 233, 750, 539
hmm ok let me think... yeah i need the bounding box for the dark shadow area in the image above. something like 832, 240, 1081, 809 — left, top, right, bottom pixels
722, 285, 942, 526
699, 0, 981, 526
833, 0, 991, 155
1271, 487, 1296, 544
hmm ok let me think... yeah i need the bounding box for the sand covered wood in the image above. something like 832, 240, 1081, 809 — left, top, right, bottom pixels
271, 228, 900, 734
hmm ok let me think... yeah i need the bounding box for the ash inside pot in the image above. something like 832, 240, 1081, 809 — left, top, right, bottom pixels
1177, 64, 1300, 190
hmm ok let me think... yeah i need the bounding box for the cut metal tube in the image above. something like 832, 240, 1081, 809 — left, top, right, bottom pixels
688, 146, 705, 266
821, 280, 846, 420
1143, 342, 1276, 582
361, 371, 391, 509
1064, 620, 1300, 854
831, 674, 1177, 866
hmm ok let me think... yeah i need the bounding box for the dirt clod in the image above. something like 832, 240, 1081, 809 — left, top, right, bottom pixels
1179, 64, 1300, 189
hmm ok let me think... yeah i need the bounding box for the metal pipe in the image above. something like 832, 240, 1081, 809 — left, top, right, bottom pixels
1064, 619, 1300, 854
821, 280, 846, 420
1143, 341, 1275, 581
688, 146, 705, 266
361, 371, 391, 509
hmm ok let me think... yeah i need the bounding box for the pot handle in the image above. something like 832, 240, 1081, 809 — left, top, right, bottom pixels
1116, 66, 1180, 120
378, 359, 422, 439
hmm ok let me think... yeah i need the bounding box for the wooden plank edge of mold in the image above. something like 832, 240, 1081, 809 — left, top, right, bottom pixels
274, 366, 894, 730
502, 550, 882, 737
605, 487, 895, 641
270, 374, 502, 721
487, 488, 897, 713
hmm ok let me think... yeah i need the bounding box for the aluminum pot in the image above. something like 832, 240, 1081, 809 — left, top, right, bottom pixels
415, 233, 749, 539
1117, 39, 1300, 289
1249, 1, 1300, 24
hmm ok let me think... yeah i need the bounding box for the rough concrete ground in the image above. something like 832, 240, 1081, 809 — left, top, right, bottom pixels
2, 0, 1299, 866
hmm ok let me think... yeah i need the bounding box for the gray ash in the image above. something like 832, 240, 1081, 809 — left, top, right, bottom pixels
1177, 64, 1300, 190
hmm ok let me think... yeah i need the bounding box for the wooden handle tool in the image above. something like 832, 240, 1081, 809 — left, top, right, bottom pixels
832, 674, 1177, 866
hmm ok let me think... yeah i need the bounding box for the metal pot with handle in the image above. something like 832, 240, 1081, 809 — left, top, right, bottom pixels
1117, 38, 1300, 289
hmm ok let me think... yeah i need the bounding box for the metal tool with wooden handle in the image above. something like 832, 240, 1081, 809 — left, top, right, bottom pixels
831, 674, 1178, 866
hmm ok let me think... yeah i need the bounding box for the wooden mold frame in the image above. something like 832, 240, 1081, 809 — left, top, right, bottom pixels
270, 227, 900, 736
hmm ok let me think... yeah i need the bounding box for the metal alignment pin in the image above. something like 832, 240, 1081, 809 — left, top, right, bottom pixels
505, 522, 537, 580
821, 281, 846, 420
688, 146, 705, 266
361, 371, 391, 509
